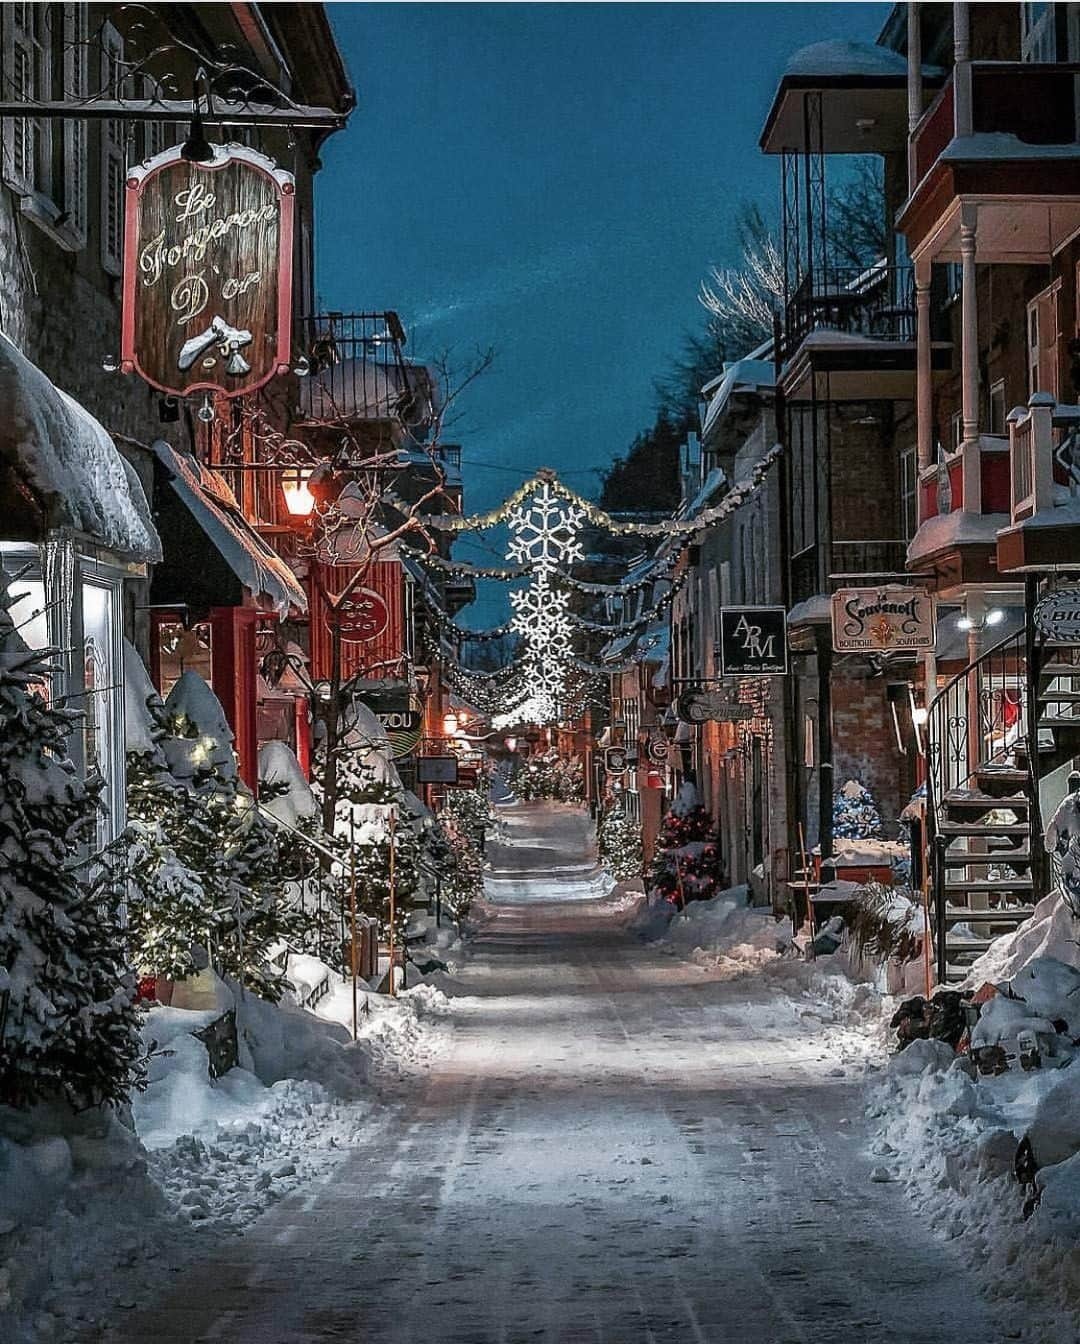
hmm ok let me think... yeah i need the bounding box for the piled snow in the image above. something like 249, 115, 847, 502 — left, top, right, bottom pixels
162, 670, 237, 781
652, 885, 790, 973
963, 891, 1080, 986
123, 639, 164, 757
258, 741, 316, 826
0, 966, 451, 1343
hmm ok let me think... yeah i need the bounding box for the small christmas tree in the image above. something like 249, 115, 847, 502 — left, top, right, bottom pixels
324, 743, 421, 945
260, 741, 346, 966
832, 779, 885, 840
437, 783, 493, 918
598, 798, 642, 880
646, 784, 724, 906
0, 578, 143, 1110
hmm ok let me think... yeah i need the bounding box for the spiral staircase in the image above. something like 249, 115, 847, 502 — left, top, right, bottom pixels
926, 625, 1080, 983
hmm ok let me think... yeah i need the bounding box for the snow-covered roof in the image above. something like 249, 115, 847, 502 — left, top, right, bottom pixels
783, 39, 937, 80
682, 466, 727, 520
150, 440, 306, 618
700, 358, 776, 440
0, 331, 160, 560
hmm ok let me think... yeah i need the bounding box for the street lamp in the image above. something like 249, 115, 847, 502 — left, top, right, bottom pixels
443, 710, 460, 737
281, 467, 316, 519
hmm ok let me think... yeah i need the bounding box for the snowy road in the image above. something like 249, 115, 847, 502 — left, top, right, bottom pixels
115, 803, 1000, 1343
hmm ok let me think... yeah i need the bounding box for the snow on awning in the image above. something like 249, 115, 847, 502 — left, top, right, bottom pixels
0, 331, 160, 560
150, 440, 306, 617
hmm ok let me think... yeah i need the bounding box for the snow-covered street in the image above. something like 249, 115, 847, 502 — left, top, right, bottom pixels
110, 803, 1000, 1342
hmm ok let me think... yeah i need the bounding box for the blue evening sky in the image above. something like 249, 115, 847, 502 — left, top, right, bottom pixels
317, 2, 887, 620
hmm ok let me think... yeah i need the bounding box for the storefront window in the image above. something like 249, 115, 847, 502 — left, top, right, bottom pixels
82, 577, 124, 849
156, 617, 212, 698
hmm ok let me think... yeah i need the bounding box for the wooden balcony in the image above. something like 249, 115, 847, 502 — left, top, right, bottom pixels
903, 64, 1080, 263
998, 393, 1080, 573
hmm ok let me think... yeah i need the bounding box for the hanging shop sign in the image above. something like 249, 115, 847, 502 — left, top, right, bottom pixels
676, 690, 756, 724
718, 607, 788, 676
831, 586, 935, 654
645, 731, 669, 764
334, 588, 391, 645
604, 746, 628, 775
122, 144, 294, 400
1034, 586, 1080, 644
417, 755, 459, 785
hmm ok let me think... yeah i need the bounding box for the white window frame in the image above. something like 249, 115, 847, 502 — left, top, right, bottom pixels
988, 378, 1007, 437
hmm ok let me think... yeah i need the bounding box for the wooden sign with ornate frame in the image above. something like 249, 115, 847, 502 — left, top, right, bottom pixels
121, 143, 294, 399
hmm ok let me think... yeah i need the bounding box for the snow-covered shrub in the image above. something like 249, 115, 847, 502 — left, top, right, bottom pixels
598, 799, 642, 880
0, 580, 143, 1110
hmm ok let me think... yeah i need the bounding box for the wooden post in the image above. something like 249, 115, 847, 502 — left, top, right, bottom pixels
797, 821, 816, 953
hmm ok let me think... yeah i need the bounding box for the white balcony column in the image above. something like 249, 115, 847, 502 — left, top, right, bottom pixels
953, 1, 973, 137
907, 2, 923, 194
1029, 391, 1057, 513
915, 255, 933, 473
960, 203, 981, 513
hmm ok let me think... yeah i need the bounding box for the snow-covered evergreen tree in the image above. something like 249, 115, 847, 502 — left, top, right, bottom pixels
832, 779, 884, 841
260, 741, 346, 965
321, 742, 420, 945
517, 751, 584, 802
0, 579, 143, 1110
108, 644, 207, 984
436, 784, 492, 918
161, 672, 309, 999
598, 799, 642, 880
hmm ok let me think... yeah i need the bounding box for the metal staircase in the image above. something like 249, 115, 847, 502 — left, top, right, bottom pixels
926, 628, 1043, 983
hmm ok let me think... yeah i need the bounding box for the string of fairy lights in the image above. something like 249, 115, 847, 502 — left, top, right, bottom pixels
411, 453, 779, 728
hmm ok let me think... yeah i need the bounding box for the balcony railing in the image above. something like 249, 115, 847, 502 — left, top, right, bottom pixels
918, 438, 1011, 523
912, 64, 1080, 190
296, 312, 422, 426
786, 264, 915, 355
790, 539, 910, 605
1008, 392, 1080, 524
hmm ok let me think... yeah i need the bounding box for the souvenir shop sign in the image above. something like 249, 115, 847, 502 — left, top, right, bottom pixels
831, 586, 935, 654
718, 607, 788, 676
335, 588, 390, 645
1034, 587, 1080, 644
677, 690, 755, 724
122, 145, 294, 399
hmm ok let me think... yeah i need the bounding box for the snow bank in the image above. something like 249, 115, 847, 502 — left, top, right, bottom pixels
1, 967, 452, 1343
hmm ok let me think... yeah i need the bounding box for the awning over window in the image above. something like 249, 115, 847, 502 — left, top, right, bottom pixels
149, 440, 306, 617
0, 331, 161, 561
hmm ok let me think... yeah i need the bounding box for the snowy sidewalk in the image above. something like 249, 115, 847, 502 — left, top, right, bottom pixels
107, 804, 1002, 1343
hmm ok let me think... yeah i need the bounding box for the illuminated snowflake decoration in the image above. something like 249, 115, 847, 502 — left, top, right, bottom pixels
506, 481, 586, 577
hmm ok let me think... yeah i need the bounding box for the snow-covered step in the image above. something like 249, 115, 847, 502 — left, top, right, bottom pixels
941, 848, 1030, 866
943, 876, 1034, 893
943, 789, 1029, 810
940, 811, 1026, 833
942, 904, 1036, 923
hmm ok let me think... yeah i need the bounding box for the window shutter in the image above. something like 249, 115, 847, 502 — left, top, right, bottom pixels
100, 22, 124, 275
3, 4, 36, 193
61, 4, 87, 245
